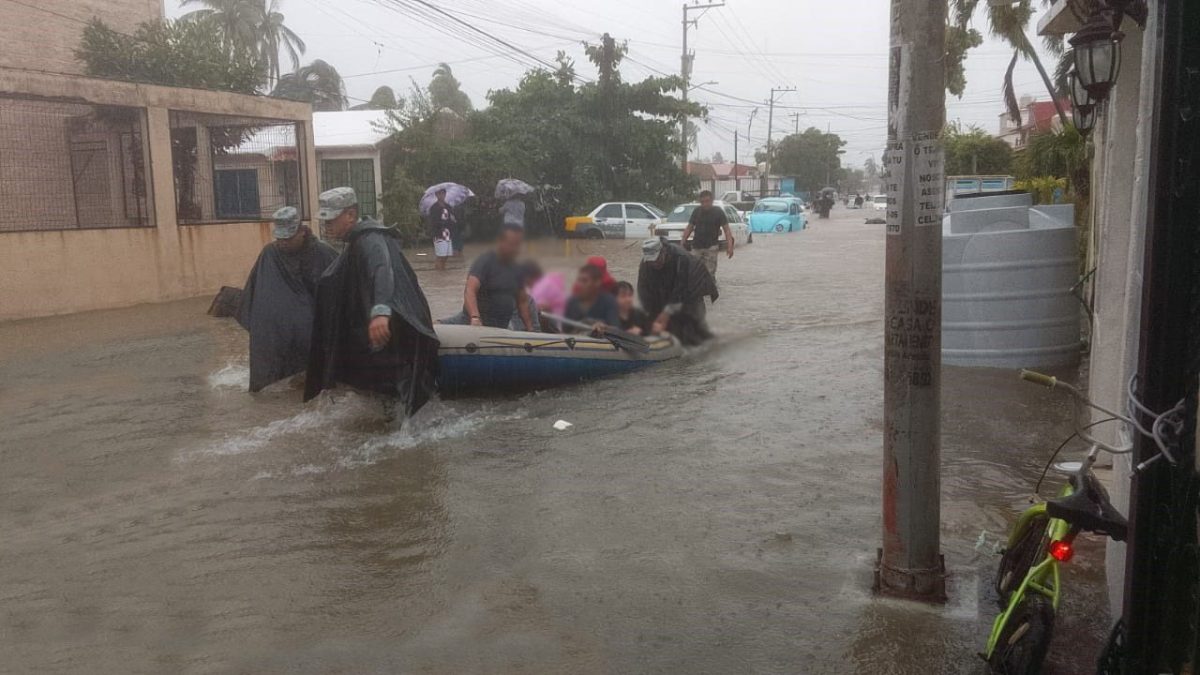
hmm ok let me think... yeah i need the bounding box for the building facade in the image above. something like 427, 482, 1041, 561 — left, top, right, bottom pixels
0, 1, 318, 320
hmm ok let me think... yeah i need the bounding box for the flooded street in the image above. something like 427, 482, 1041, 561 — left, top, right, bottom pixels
0, 207, 1109, 674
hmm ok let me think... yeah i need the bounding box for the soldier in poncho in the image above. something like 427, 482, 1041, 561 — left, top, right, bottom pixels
236, 206, 337, 392
305, 188, 440, 416
636, 237, 719, 346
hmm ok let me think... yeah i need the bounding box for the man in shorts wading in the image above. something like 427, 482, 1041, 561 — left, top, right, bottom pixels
679, 190, 735, 278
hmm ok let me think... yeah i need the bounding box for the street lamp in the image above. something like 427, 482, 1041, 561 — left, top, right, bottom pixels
1069, 69, 1097, 135
1070, 9, 1123, 101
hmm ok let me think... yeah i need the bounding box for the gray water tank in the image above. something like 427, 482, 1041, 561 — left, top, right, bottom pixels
942, 192, 1081, 368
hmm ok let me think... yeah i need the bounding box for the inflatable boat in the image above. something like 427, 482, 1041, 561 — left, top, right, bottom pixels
435, 324, 683, 395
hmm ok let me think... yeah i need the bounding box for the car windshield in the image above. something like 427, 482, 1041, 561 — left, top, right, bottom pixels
754, 201, 790, 213
873, 196, 888, 205
666, 204, 697, 223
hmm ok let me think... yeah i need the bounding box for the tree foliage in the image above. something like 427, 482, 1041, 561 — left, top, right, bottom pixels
943, 122, 1014, 175
379, 37, 700, 240
76, 19, 263, 93
271, 59, 348, 111
765, 128, 847, 194
428, 63, 473, 115
180, 0, 305, 85
1015, 124, 1089, 195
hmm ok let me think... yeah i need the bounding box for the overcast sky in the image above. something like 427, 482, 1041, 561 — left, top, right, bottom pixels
166, 0, 1058, 169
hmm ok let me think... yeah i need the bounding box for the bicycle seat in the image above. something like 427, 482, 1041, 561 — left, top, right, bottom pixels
1046, 471, 1129, 542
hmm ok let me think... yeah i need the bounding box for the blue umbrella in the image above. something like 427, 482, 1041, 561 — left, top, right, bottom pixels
495, 178, 535, 200
420, 182, 475, 215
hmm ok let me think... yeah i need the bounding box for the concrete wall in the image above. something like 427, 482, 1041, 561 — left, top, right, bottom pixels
0, 69, 317, 321
0, 0, 162, 76
1083, 19, 1156, 616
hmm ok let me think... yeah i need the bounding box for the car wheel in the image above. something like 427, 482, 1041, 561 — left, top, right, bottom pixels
774, 223, 785, 232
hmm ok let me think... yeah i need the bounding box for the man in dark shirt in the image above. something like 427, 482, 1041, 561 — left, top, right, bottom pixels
680, 190, 735, 279
565, 264, 620, 332
458, 225, 534, 329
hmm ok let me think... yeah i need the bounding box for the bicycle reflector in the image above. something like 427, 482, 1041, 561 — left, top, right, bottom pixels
1050, 540, 1075, 562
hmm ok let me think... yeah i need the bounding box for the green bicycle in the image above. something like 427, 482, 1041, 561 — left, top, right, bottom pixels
983, 370, 1131, 674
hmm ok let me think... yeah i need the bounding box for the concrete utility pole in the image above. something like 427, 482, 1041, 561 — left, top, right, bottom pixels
761, 86, 794, 195
734, 130, 740, 191
790, 112, 800, 134
875, 0, 947, 602
680, 1, 725, 172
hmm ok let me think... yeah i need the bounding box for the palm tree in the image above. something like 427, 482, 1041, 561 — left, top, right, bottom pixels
271, 59, 347, 111
256, 0, 305, 85
951, 0, 1068, 127
180, 0, 261, 58
428, 63, 473, 115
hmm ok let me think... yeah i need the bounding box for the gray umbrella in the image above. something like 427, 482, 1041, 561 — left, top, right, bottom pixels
495, 178, 536, 200
420, 182, 474, 215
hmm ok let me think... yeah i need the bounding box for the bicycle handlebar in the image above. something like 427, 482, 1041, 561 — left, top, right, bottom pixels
1020, 370, 1058, 388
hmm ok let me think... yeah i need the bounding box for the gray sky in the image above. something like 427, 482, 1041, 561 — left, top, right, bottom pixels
167, 0, 1058, 170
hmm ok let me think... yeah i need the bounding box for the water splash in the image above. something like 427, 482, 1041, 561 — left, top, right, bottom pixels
184, 392, 382, 459
207, 363, 249, 390
337, 402, 527, 469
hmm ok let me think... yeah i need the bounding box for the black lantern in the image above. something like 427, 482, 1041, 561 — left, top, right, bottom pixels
1069, 69, 1097, 135
1070, 10, 1122, 100
1072, 99, 1097, 135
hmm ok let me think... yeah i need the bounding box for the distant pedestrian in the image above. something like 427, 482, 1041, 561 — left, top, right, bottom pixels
427, 188, 456, 271
679, 190, 734, 279
500, 195, 526, 229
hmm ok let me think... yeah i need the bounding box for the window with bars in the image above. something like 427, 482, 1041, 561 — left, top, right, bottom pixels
169, 111, 306, 224
320, 158, 377, 218
0, 97, 151, 233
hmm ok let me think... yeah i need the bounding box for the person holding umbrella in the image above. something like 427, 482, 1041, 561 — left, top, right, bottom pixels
495, 178, 535, 232
427, 188, 456, 271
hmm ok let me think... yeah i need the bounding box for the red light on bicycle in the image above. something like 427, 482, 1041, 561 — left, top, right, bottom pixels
1049, 540, 1074, 562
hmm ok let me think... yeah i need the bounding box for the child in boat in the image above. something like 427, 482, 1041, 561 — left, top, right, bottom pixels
565, 264, 619, 333
614, 281, 651, 336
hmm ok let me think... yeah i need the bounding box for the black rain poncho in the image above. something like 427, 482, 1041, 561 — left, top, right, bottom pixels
637, 240, 719, 346
236, 235, 338, 392
305, 219, 440, 416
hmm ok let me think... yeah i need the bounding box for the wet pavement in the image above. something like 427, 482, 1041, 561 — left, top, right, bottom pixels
0, 206, 1109, 673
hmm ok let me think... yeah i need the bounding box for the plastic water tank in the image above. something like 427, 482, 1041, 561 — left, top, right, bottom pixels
942, 191, 1080, 368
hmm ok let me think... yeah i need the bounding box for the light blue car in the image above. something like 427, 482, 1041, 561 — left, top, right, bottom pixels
747, 198, 807, 233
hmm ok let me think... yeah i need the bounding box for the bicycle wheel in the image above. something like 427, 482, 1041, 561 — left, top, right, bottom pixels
995, 514, 1050, 605
988, 595, 1055, 675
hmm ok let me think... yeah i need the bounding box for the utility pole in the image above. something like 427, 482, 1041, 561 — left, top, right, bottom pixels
680, 1, 725, 173
790, 112, 800, 134
733, 130, 740, 192
875, 0, 947, 602
761, 86, 794, 196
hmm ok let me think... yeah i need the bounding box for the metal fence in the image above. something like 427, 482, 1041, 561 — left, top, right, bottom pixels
169, 111, 305, 225
0, 97, 151, 233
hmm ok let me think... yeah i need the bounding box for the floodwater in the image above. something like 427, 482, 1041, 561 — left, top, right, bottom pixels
0, 207, 1110, 674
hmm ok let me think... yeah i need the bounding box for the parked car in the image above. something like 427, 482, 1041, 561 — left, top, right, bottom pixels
654, 200, 752, 247
563, 202, 665, 239
872, 194, 888, 211
747, 197, 807, 233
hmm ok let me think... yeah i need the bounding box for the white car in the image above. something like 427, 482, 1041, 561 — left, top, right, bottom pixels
563, 202, 666, 239
872, 194, 888, 211
654, 201, 752, 247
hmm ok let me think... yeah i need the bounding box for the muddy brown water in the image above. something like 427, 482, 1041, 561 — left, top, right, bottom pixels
1, 207, 1109, 673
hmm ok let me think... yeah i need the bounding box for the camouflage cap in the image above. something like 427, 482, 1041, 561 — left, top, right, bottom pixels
271, 206, 301, 239
641, 237, 664, 262
317, 187, 358, 221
